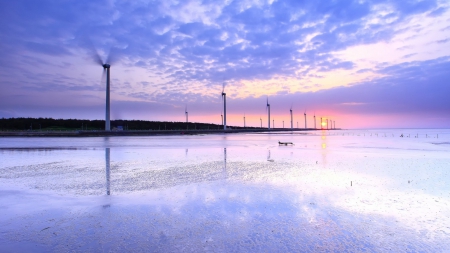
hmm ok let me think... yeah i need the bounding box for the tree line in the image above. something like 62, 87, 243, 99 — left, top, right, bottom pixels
0, 117, 255, 131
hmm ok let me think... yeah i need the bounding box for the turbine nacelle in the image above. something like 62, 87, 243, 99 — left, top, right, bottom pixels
102, 64, 111, 69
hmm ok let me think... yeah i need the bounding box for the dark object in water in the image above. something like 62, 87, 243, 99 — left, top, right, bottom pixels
279, 141, 294, 146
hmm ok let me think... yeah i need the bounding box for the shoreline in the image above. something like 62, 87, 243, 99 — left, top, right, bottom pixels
0, 128, 339, 137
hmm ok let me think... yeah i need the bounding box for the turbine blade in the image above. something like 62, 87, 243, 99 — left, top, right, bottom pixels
106, 47, 118, 65
84, 37, 104, 66
101, 68, 106, 85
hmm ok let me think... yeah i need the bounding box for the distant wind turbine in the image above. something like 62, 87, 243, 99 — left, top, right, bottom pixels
304, 110, 307, 129
314, 112, 316, 129
290, 105, 293, 130
221, 82, 227, 130
260, 116, 262, 128
266, 97, 271, 130
185, 105, 188, 123
243, 114, 246, 128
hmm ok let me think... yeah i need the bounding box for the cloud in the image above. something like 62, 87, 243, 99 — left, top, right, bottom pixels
0, 0, 449, 127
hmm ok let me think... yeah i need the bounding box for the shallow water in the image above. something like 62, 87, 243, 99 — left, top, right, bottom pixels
1, 129, 450, 252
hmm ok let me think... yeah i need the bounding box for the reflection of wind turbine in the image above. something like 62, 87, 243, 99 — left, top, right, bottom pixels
221, 82, 227, 130
266, 97, 271, 130
304, 110, 307, 129
185, 105, 188, 123
223, 148, 227, 178
105, 148, 110, 195
290, 105, 293, 130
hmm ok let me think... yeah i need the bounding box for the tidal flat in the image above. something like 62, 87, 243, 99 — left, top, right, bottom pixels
1, 129, 449, 252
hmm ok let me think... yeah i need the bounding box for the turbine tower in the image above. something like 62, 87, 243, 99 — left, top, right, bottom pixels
185, 106, 188, 123
266, 97, 271, 130
260, 116, 262, 128
290, 106, 293, 130
221, 82, 227, 130
243, 114, 246, 128
320, 117, 323, 129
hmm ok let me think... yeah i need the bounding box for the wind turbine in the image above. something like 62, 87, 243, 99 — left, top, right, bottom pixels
321, 117, 323, 129
304, 110, 307, 129
327, 119, 329, 130
314, 112, 316, 129
185, 105, 188, 123
221, 82, 227, 130
94, 50, 114, 131
260, 116, 262, 128
221, 110, 223, 126
290, 105, 293, 130
266, 97, 271, 130
243, 114, 246, 128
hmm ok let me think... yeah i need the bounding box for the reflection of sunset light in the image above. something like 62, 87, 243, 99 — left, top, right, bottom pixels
321, 136, 326, 140
322, 143, 326, 149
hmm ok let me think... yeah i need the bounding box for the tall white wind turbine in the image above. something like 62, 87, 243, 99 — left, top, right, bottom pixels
93, 50, 115, 131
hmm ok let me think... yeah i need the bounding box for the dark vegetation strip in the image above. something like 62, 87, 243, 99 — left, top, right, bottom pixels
0, 117, 256, 131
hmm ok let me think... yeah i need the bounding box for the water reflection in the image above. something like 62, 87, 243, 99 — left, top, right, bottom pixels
223, 148, 227, 179
321, 130, 327, 167
105, 148, 110, 195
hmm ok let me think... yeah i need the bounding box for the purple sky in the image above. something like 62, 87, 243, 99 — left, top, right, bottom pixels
0, 0, 449, 128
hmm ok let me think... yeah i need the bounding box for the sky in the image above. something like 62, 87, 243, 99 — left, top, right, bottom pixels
0, 0, 449, 129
